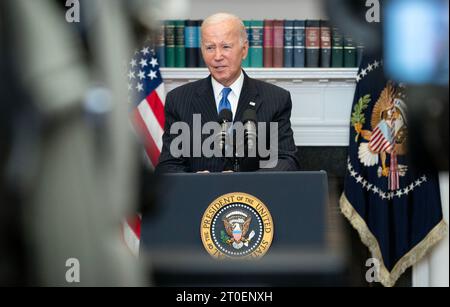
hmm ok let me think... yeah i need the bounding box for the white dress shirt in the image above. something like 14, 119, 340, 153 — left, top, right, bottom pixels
211, 70, 244, 121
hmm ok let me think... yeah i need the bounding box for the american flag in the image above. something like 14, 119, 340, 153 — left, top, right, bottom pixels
368, 122, 394, 154
123, 46, 166, 256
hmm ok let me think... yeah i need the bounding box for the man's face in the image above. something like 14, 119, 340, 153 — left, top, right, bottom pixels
201, 20, 248, 87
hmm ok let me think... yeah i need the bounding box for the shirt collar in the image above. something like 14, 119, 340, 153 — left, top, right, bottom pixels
211, 70, 244, 100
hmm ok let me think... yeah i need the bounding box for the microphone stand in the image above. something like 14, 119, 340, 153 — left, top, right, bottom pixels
233, 157, 240, 172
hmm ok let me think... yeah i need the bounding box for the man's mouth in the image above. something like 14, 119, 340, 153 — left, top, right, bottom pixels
214, 66, 227, 72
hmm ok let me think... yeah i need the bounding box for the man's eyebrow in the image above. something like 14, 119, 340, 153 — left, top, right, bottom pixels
203, 42, 233, 46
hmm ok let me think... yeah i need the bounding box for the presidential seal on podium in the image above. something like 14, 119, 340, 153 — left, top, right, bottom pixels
200, 192, 274, 259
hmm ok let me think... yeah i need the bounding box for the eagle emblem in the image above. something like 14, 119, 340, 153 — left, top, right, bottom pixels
201, 193, 273, 259
352, 82, 408, 191
221, 211, 256, 250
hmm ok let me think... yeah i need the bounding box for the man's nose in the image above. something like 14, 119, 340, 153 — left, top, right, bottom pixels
214, 48, 224, 61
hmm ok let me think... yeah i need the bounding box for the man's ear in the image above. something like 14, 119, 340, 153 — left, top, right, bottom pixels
242, 41, 249, 60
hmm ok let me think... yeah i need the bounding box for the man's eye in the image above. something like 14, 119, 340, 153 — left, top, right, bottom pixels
223, 45, 231, 49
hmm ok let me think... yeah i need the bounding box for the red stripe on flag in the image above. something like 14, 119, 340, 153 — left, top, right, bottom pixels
370, 138, 383, 152
133, 109, 161, 166
126, 215, 142, 240
146, 91, 166, 130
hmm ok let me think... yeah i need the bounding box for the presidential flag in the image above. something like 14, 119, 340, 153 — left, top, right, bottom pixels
123, 45, 166, 256
340, 54, 448, 287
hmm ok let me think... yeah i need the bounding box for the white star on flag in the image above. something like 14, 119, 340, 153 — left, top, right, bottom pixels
148, 70, 158, 80
141, 47, 150, 56
138, 71, 146, 80
140, 59, 148, 68
149, 57, 159, 68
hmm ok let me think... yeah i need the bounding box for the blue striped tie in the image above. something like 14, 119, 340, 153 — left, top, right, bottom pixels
218, 87, 232, 114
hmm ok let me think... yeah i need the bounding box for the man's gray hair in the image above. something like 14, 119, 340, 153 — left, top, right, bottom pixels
201, 13, 248, 45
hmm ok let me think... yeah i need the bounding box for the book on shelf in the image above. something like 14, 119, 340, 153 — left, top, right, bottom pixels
320, 20, 331, 68
197, 20, 206, 68
250, 20, 264, 68
273, 20, 285, 68
283, 20, 294, 68
293, 20, 306, 68
343, 33, 357, 68
305, 20, 320, 68
164, 20, 175, 67
331, 26, 344, 68
263, 19, 274, 68
174, 20, 186, 68
185, 20, 198, 68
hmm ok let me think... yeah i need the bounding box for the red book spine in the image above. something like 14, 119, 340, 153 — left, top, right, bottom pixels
263, 20, 274, 68
273, 20, 285, 68
306, 26, 320, 49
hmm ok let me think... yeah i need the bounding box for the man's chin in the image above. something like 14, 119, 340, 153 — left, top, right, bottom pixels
212, 74, 231, 85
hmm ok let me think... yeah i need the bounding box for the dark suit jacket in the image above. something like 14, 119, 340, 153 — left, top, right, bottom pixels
156, 71, 300, 173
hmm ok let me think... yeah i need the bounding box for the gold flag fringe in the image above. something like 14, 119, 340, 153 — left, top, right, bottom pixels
340, 193, 448, 287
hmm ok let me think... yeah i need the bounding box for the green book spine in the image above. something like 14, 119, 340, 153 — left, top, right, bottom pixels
344, 34, 356, 67
242, 20, 251, 67
331, 27, 344, 67
250, 20, 264, 68
165, 20, 176, 67
174, 20, 186, 68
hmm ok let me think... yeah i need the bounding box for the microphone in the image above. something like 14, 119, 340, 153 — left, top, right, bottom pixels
218, 109, 233, 154
242, 109, 257, 153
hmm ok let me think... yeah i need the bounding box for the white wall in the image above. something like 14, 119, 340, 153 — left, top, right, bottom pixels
180, 0, 328, 20
413, 173, 449, 287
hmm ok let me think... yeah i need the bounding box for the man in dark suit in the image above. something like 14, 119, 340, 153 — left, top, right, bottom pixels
156, 13, 299, 173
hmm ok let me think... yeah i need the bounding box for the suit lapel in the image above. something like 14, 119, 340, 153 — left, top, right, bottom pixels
194, 76, 219, 122
234, 71, 261, 122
